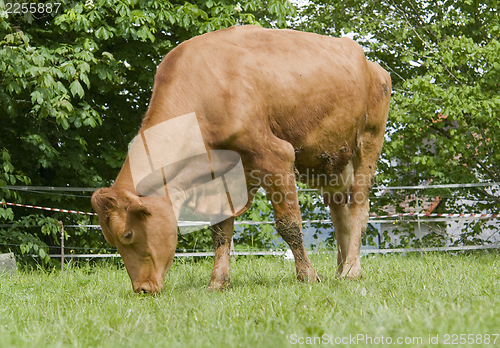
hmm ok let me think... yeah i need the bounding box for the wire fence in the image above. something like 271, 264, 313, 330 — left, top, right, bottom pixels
1, 183, 499, 260
40, 243, 500, 260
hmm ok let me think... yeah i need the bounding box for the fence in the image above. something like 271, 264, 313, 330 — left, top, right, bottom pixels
1, 183, 499, 263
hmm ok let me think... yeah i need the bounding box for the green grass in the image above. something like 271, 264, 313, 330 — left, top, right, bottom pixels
1, 251, 500, 347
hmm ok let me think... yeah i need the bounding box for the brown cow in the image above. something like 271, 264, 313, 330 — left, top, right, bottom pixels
91, 25, 391, 293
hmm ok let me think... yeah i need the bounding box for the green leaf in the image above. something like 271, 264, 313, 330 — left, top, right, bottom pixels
61, 62, 77, 77
6, 80, 21, 94
42, 74, 55, 88
69, 80, 84, 99
95, 27, 111, 40
80, 72, 90, 87
30, 90, 43, 104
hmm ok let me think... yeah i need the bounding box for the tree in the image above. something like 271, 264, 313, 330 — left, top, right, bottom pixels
0, 0, 297, 264
297, 0, 500, 245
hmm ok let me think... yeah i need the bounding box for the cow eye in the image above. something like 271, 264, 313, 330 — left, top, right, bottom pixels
123, 231, 133, 239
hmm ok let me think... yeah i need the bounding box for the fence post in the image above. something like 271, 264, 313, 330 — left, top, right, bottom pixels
230, 238, 235, 262
416, 193, 423, 247
58, 221, 65, 272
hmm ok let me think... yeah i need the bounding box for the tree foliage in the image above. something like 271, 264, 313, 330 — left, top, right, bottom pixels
1, 0, 499, 263
298, 0, 500, 245
0, 0, 296, 264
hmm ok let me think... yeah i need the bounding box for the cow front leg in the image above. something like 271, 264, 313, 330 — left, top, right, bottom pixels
255, 139, 319, 283
208, 217, 234, 291
275, 218, 319, 282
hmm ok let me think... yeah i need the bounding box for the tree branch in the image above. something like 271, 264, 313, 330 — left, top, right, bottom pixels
478, 128, 500, 180
473, 187, 500, 204
471, 157, 500, 183
380, 60, 406, 82
428, 124, 452, 139
392, 2, 462, 85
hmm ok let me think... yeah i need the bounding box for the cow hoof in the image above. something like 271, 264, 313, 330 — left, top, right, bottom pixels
337, 269, 362, 280
207, 275, 232, 291
207, 283, 232, 292
337, 262, 362, 280
297, 270, 322, 283
342, 274, 362, 280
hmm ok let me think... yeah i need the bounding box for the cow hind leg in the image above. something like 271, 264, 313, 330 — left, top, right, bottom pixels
328, 130, 387, 279
327, 128, 385, 279
328, 69, 390, 279
328, 195, 367, 279
208, 217, 234, 291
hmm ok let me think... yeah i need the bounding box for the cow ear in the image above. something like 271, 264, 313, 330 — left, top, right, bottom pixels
124, 191, 151, 219
91, 188, 119, 222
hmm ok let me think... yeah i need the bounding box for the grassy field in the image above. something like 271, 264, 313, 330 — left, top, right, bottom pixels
1, 251, 500, 347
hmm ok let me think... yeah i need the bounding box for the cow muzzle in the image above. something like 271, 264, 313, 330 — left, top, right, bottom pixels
133, 279, 164, 294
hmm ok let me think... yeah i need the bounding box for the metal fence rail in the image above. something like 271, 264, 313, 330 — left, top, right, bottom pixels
44, 243, 499, 260
4, 182, 500, 192
3, 183, 499, 261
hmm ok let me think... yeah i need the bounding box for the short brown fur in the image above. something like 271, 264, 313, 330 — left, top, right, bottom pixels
91, 25, 391, 293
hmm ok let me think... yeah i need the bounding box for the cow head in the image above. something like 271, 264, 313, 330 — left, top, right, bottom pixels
91, 188, 177, 294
